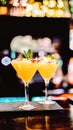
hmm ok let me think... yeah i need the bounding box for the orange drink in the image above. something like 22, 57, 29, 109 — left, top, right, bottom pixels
11, 58, 38, 84
38, 57, 59, 80
38, 56, 60, 104
11, 49, 38, 110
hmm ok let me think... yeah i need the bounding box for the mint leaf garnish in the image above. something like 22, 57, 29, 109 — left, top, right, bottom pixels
19, 49, 33, 59
47, 54, 55, 59
26, 49, 33, 59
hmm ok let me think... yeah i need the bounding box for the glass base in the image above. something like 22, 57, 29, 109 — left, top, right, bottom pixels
18, 104, 36, 110
39, 100, 56, 105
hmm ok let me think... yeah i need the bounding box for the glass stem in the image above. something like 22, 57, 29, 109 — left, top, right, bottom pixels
44, 79, 50, 101
24, 82, 29, 105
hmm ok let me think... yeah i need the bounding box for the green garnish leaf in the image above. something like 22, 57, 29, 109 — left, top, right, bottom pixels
47, 54, 55, 59
23, 50, 27, 58
19, 49, 33, 59
26, 49, 33, 59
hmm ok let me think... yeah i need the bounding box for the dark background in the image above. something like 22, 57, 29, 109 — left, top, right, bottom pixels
0, 16, 72, 97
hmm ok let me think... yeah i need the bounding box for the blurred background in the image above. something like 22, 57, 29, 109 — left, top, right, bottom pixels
0, 0, 73, 100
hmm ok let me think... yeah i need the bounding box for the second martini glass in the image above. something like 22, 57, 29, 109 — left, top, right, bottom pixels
38, 55, 61, 104
11, 50, 38, 110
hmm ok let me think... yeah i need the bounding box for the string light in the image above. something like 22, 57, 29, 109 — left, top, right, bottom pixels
12, 0, 28, 7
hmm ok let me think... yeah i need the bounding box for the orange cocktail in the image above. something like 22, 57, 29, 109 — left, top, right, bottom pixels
11, 49, 38, 110
38, 56, 60, 104
11, 58, 38, 84
38, 56, 59, 80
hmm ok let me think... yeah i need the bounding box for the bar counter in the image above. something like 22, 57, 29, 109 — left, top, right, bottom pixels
0, 94, 73, 130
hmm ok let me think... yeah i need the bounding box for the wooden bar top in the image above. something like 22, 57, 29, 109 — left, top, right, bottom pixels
0, 94, 73, 130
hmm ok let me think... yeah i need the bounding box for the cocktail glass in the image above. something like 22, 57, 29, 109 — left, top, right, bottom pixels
38, 56, 60, 104
11, 58, 38, 110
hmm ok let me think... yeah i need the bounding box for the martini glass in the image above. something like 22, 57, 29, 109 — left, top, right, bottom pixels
38, 56, 61, 104
11, 58, 38, 110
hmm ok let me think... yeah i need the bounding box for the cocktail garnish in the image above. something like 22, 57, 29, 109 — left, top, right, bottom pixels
46, 54, 55, 59
19, 49, 33, 59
